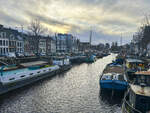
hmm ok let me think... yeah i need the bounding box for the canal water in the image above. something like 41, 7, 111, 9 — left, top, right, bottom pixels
0, 54, 122, 113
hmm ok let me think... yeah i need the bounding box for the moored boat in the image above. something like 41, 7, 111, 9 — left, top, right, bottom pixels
124, 58, 146, 83
0, 64, 60, 85
122, 71, 150, 113
85, 54, 96, 63
100, 63, 128, 94
0, 58, 72, 95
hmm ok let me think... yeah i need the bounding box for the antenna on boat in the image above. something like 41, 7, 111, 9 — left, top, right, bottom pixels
89, 27, 92, 54
89, 29, 92, 48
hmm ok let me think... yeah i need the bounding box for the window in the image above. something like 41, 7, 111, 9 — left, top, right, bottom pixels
6, 41, 8, 46
12, 41, 13, 46
141, 75, 146, 83
0, 48, 2, 54
9, 41, 11, 46
0, 32, 2, 38
3, 48, 5, 54
3, 32, 6, 38
3, 40, 5, 46
6, 48, 8, 53
0, 40, 2, 46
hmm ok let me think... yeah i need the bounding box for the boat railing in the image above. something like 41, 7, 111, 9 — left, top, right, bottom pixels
124, 98, 142, 113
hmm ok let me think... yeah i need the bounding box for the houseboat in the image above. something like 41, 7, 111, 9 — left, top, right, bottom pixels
122, 71, 150, 113
52, 57, 71, 72
0, 57, 71, 95
124, 58, 146, 83
100, 62, 128, 94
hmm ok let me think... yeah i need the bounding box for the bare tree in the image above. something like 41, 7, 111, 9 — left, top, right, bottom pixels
28, 19, 45, 54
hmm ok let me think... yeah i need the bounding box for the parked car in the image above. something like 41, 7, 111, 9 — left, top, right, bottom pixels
24, 52, 35, 57
35, 53, 40, 57
16, 52, 24, 58
5, 52, 16, 58
40, 53, 46, 56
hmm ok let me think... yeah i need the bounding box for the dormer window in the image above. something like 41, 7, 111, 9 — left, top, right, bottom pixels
10, 34, 15, 40
0, 32, 6, 38
3, 32, 6, 38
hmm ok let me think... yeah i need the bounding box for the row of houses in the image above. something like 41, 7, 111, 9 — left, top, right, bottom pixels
0, 25, 24, 55
0, 24, 92, 56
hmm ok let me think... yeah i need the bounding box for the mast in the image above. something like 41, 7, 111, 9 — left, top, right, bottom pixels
120, 33, 122, 47
120, 33, 123, 53
89, 30, 92, 49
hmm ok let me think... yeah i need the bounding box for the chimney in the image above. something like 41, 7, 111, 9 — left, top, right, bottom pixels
0, 24, 3, 29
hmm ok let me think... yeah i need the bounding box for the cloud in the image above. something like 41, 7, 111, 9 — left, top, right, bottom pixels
0, 0, 149, 44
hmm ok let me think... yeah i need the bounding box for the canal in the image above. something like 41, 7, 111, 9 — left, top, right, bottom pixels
0, 54, 122, 113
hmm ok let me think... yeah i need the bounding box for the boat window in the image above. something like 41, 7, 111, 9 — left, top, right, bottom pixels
37, 71, 41, 73
43, 70, 46, 72
9, 78, 15, 80
30, 73, 33, 75
141, 75, 146, 83
146, 77, 150, 86
118, 75, 125, 81
137, 77, 141, 84
101, 74, 113, 80
20, 75, 26, 78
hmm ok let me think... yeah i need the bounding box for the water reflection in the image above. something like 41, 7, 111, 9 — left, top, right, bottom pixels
99, 89, 123, 105
0, 54, 122, 113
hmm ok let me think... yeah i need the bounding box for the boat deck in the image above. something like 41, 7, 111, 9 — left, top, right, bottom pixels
3, 66, 18, 71
103, 65, 124, 74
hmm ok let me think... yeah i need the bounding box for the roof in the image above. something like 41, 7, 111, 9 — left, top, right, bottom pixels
126, 59, 143, 63
131, 84, 150, 97
135, 71, 150, 76
20, 61, 48, 67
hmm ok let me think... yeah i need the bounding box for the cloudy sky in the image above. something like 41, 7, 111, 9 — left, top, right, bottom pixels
0, 0, 150, 44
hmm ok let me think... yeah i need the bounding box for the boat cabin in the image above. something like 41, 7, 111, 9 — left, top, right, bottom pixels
53, 57, 70, 66
132, 71, 150, 86
101, 73, 125, 81
125, 59, 146, 82
125, 59, 145, 71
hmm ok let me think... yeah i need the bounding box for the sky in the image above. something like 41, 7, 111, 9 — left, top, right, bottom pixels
0, 0, 150, 45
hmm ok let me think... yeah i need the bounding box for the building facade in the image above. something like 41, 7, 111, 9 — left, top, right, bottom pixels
50, 37, 56, 54
39, 38, 46, 54
56, 33, 79, 53
78, 42, 90, 52
56, 33, 67, 53
0, 31, 9, 55
0, 25, 24, 55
